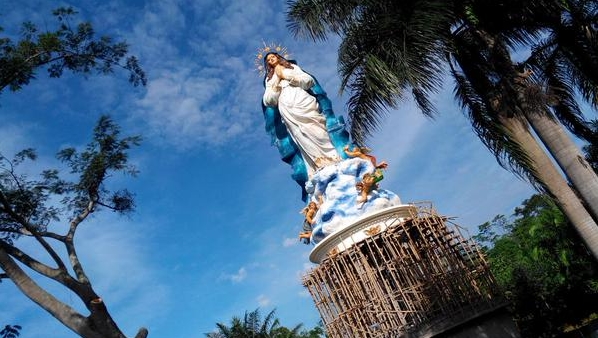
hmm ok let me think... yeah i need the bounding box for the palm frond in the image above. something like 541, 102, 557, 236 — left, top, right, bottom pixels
260, 309, 279, 334
337, 0, 452, 143
448, 26, 541, 185
346, 65, 395, 146
411, 87, 437, 118
527, 0, 598, 109
543, 60, 595, 142
286, 0, 361, 40
452, 68, 541, 190
244, 309, 260, 333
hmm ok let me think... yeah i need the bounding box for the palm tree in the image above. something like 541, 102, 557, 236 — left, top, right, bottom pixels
522, 0, 598, 220
286, 0, 598, 258
457, 0, 598, 223
0, 325, 21, 338
448, 0, 598, 245
530, 0, 598, 105
288, 0, 454, 146
206, 309, 304, 338
447, 22, 598, 258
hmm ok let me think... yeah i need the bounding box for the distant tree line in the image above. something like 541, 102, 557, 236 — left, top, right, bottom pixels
474, 194, 598, 338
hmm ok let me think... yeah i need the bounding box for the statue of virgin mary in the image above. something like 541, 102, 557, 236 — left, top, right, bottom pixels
260, 51, 350, 200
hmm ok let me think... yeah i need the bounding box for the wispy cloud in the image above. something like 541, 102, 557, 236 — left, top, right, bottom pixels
283, 237, 298, 247
118, 0, 346, 153
118, 0, 286, 151
73, 215, 172, 333
132, 66, 249, 149
298, 289, 310, 298
257, 294, 271, 307
0, 123, 33, 156
221, 267, 248, 283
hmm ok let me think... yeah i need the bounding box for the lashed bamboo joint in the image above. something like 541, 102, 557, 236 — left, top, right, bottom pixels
303, 202, 507, 338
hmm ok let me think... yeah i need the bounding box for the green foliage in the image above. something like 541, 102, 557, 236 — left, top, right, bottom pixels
56, 115, 141, 216
0, 149, 62, 243
0, 116, 140, 242
477, 194, 598, 337
206, 309, 326, 338
298, 322, 326, 338
0, 6, 146, 93
0, 325, 21, 338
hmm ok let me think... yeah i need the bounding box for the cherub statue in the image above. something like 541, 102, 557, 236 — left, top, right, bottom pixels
355, 168, 385, 206
343, 145, 388, 169
299, 196, 322, 244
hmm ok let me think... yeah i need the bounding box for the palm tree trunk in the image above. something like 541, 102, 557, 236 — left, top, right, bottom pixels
500, 114, 598, 260
526, 111, 598, 221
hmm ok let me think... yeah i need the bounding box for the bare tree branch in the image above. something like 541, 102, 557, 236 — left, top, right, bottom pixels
0, 240, 65, 279
66, 199, 95, 283
0, 227, 65, 241
0, 246, 99, 338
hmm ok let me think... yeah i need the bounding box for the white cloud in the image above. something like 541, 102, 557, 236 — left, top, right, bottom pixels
211, 1, 276, 47
298, 289, 310, 298
283, 237, 297, 247
133, 66, 250, 149
128, 1, 187, 62
256, 294, 271, 307
120, 0, 344, 153
0, 123, 32, 156
221, 267, 247, 283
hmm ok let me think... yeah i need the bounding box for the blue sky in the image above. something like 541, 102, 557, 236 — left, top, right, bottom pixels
0, 0, 536, 337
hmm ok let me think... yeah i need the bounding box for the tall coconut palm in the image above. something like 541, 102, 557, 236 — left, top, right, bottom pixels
522, 0, 598, 220
448, 22, 598, 258
286, 0, 598, 258
460, 0, 598, 221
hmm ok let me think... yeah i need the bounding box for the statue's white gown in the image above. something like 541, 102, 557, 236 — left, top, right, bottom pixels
263, 65, 338, 177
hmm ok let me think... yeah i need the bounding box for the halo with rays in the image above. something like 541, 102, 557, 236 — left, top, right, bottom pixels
254, 41, 291, 76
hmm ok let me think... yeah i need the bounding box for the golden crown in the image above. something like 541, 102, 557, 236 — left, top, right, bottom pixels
255, 41, 290, 76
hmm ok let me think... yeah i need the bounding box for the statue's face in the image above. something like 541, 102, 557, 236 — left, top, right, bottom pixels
266, 54, 279, 67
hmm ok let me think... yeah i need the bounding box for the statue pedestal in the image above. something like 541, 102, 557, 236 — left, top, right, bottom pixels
309, 204, 416, 263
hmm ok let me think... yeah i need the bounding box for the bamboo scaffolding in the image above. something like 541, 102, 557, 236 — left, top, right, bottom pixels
302, 202, 505, 338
